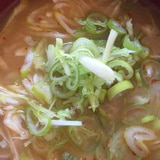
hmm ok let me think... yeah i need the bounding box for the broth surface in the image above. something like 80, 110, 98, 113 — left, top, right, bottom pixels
1, 0, 160, 160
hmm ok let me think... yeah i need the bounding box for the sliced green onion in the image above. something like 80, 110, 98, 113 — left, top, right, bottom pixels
95, 88, 107, 103
25, 107, 52, 136
108, 59, 134, 79
28, 101, 56, 118
65, 61, 79, 91
114, 71, 124, 82
111, 46, 135, 56
126, 19, 133, 38
33, 38, 48, 55
140, 47, 150, 59
107, 19, 126, 35
46, 39, 72, 77
107, 80, 134, 101
32, 82, 53, 104
71, 47, 94, 60
20, 49, 34, 79
32, 39, 47, 71
51, 82, 75, 99
49, 61, 68, 82
70, 37, 99, 57
79, 12, 108, 34
88, 94, 99, 112
55, 109, 72, 119
55, 39, 72, 76
123, 35, 143, 53
78, 68, 94, 86
55, 38, 63, 50
141, 115, 155, 123
83, 84, 100, 111
46, 44, 56, 71
66, 77, 79, 91
33, 53, 46, 71
135, 69, 143, 87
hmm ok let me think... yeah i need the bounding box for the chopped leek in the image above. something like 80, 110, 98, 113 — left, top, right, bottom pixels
26, 106, 82, 136
32, 82, 52, 104
20, 49, 34, 79
27, 101, 56, 119
46, 44, 56, 71
123, 35, 143, 53
107, 80, 134, 101
135, 69, 143, 87
25, 107, 52, 136
49, 61, 68, 82
79, 12, 108, 34
50, 81, 75, 99
55, 109, 72, 119
126, 19, 133, 38
69, 37, 99, 57
141, 115, 155, 123
107, 19, 126, 35
107, 59, 134, 79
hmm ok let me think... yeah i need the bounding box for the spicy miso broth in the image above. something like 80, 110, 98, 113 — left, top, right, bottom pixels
1, 0, 160, 159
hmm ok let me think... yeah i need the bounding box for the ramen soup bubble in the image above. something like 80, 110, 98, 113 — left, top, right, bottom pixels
1, 0, 160, 159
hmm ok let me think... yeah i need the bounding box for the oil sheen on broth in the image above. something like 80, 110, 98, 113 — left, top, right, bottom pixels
1, 0, 160, 160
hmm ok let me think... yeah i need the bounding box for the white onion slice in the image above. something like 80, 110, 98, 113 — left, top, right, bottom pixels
124, 126, 156, 157
52, 120, 82, 126
79, 56, 115, 81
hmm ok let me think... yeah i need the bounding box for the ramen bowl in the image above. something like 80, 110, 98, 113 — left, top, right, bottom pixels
1, 0, 160, 159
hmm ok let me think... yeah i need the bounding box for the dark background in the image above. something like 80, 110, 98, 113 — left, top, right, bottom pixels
0, 0, 20, 19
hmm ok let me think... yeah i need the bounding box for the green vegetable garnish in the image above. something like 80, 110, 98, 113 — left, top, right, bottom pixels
20, 49, 34, 79
102, 19, 126, 63
25, 107, 52, 136
107, 80, 134, 101
79, 12, 108, 34
123, 35, 143, 53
